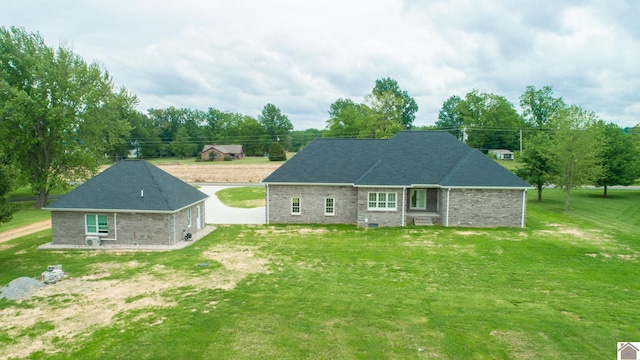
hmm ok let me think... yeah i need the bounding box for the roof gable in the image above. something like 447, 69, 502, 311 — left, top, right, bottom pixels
46, 160, 208, 212
263, 131, 530, 188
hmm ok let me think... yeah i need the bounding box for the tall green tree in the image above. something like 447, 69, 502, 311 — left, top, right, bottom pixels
372, 77, 418, 129
0, 27, 133, 207
435, 95, 464, 139
456, 90, 524, 151
594, 122, 640, 197
259, 103, 293, 149
519, 85, 565, 128
516, 132, 552, 201
0, 163, 17, 224
324, 98, 371, 138
544, 105, 604, 210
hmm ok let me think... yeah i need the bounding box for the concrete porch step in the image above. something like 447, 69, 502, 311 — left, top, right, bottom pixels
413, 216, 434, 226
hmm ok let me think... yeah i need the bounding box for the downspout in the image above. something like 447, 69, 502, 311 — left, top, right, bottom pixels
401, 187, 406, 227
173, 213, 176, 245
521, 189, 527, 228
265, 184, 270, 224
445, 188, 451, 227
101, 213, 118, 241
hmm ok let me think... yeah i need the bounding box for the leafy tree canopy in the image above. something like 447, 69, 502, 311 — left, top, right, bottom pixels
0, 26, 135, 207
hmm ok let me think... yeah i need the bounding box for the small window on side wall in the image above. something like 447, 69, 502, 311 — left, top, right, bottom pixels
291, 197, 301, 215
85, 214, 108, 234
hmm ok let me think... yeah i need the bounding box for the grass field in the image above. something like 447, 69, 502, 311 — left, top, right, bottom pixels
0, 188, 639, 359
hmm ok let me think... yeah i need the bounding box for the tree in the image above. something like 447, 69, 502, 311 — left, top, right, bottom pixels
372, 77, 418, 129
0, 27, 134, 207
456, 90, 524, 151
259, 103, 293, 149
435, 95, 464, 139
544, 105, 604, 210
170, 127, 196, 158
290, 128, 322, 151
516, 132, 552, 201
365, 91, 405, 138
519, 85, 565, 128
0, 163, 17, 224
324, 98, 371, 138
594, 122, 640, 197
268, 142, 286, 161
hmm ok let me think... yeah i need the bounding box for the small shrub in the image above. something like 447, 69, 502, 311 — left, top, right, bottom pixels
268, 143, 287, 161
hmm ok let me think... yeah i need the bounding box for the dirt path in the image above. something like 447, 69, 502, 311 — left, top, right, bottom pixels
0, 220, 51, 244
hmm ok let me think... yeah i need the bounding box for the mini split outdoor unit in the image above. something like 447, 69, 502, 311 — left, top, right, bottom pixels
85, 236, 101, 247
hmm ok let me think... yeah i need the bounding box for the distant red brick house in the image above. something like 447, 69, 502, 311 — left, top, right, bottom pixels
201, 144, 244, 161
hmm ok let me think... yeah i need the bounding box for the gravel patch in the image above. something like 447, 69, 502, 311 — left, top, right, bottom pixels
0, 277, 45, 301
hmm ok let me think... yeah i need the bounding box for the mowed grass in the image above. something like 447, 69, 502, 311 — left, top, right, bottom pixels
215, 186, 266, 208
0, 189, 639, 359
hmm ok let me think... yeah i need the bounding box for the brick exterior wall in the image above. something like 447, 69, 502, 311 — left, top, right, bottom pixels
267, 185, 357, 224
356, 187, 404, 227
266, 185, 526, 228
445, 188, 525, 227
50, 200, 206, 246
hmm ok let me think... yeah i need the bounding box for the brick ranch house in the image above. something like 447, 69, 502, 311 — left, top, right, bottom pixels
45, 160, 208, 246
262, 131, 531, 228
201, 144, 244, 161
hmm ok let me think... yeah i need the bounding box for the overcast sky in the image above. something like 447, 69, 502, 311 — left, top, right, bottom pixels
2, 0, 639, 130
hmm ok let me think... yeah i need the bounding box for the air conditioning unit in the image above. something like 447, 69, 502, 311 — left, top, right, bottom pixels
85, 236, 101, 247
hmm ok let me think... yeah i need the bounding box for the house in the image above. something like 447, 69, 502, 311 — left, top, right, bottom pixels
262, 131, 531, 228
619, 343, 640, 360
489, 149, 514, 160
45, 160, 208, 246
201, 144, 244, 161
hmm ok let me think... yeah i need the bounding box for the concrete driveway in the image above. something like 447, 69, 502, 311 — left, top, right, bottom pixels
198, 185, 265, 224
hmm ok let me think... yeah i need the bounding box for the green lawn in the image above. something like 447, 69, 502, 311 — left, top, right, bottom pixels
216, 186, 265, 208
0, 189, 638, 359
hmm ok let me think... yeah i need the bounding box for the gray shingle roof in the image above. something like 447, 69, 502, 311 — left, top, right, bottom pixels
46, 160, 208, 212
262, 131, 531, 188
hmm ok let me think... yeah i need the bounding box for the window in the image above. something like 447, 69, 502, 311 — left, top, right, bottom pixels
325, 198, 335, 216
85, 214, 108, 234
291, 197, 301, 215
367, 192, 397, 210
187, 207, 192, 227
410, 189, 427, 210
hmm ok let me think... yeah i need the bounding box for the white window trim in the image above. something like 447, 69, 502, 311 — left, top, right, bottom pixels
324, 198, 335, 216
367, 192, 397, 211
291, 197, 301, 215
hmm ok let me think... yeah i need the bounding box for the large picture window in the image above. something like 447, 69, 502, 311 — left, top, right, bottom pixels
291, 197, 301, 215
368, 192, 397, 210
85, 214, 108, 234
325, 198, 335, 216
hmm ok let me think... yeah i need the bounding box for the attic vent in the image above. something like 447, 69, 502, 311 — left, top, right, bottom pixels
141, 190, 144, 198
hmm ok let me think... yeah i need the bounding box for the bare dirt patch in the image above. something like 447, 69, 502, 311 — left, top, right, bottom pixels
156, 163, 282, 183
0, 220, 51, 244
0, 246, 271, 359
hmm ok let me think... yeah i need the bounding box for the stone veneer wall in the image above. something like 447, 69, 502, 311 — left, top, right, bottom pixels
445, 188, 525, 227
267, 185, 358, 224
